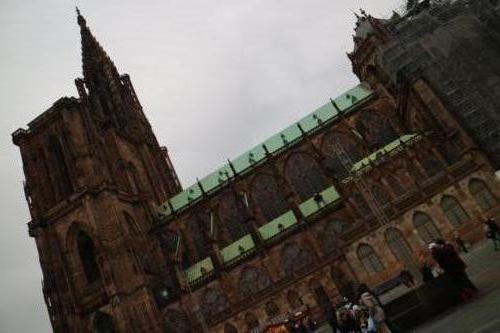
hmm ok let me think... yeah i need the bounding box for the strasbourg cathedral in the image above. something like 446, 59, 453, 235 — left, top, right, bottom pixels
11, 1, 500, 332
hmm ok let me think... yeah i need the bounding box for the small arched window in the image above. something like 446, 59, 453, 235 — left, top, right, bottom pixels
441, 196, 469, 227
285, 153, 329, 201
265, 301, 280, 317
385, 228, 412, 261
357, 244, 384, 274
239, 266, 272, 297
469, 179, 497, 211
251, 174, 289, 222
282, 243, 314, 275
93, 311, 115, 333
77, 230, 101, 284
245, 313, 260, 331
413, 212, 442, 244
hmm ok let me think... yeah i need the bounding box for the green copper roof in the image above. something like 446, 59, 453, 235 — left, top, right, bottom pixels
184, 257, 214, 283
299, 186, 341, 218
221, 234, 256, 263
258, 210, 298, 240
351, 134, 421, 173
158, 83, 374, 218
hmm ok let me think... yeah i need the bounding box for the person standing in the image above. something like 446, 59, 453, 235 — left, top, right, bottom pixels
454, 232, 468, 253
484, 218, 500, 251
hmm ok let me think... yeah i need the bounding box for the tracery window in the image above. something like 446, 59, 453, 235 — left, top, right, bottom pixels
469, 179, 498, 211
200, 288, 230, 318
187, 216, 207, 260
355, 111, 398, 150
441, 195, 469, 227
282, 242, 314, 275
239, 266, 272, 297
251, 174, 289, 222
93, 311, 115, 333
285, 153, 329, 201
164, 309, 190, 333
357, 244, 384, 274
265, 301, 280, 317
413, 212, 442, 244
321, 133, 364, 180
77, 230, 101, 284
218, 193, 248, 243
321, 220, 346, 254
385, 228, 413, 261
352, 192, 370, 215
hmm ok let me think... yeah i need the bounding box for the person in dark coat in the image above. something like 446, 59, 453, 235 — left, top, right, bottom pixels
484, 218, 500, 251
454, 232, 468, 253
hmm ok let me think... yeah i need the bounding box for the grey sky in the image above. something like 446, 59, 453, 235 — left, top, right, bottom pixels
0, 1, 401, 331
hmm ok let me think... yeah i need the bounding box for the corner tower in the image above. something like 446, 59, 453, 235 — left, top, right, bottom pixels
12, 10, 180, 332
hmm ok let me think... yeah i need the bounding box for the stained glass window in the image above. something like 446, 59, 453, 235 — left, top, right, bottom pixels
355, 111, 398, 150
321, 133, 364, 180
441, 195, 469, 227
218, 193, 248, 242
282, 243, 314, 274
469, 179, 497, 211
385, 228, 413, 261
285, 153, 329, 201
357, 244, 384, 274
201, 288, 230, 318
413, 212, 442, 244
251, 174, 289, 222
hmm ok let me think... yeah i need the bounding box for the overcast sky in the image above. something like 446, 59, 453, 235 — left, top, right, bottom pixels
0, 0, 401, 331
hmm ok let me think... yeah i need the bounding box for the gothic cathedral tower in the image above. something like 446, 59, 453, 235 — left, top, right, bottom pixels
12, 10, 181, 332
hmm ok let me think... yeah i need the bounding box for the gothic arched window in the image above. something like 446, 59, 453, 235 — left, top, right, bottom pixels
287, 290, 303, 308
321, 133, 364, 180
355, 111, 398, 150
77, 230, 101, 284
282, 242, 314, 275
441, 195, 469, 227
469, 179, 497, 211
265, 301, 280, 317
164, 309, 191, 333
357, 244, 384, 274
251, 174, 289, 222
321, 220, 346, 254
386, 175, 405, 197
285, 153, 329, 201
413, 212, 442, 244
224, 323, 238, 333
245, 313, 260, 331
48, 135, 73, 197
239, 266, 272, 297
385, 228, 412, 261
201, 288, 230, 318
218, 193, 248, 243
93, 311, 115, 333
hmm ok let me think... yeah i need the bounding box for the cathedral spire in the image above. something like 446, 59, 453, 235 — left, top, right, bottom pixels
76, 8, 121, 102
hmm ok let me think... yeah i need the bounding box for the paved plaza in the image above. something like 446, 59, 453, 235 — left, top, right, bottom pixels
316, 240, 500, 333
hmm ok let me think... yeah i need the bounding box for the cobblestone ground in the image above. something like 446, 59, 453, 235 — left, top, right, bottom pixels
315, 240, 500, 333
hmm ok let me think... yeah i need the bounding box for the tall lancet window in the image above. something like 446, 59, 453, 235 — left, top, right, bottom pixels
77, 231, 101, 284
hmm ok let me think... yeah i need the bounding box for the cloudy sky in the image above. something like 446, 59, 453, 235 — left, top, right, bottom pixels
0, 0, 401, 331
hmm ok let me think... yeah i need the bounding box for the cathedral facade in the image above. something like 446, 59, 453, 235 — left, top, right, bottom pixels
12, 1, 500, 332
